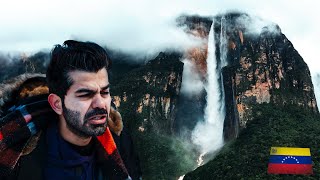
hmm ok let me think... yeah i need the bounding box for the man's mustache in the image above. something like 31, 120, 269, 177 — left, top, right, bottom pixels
84, 108, 108, 122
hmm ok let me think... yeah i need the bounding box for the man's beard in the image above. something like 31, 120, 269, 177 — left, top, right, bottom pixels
62, 104, 108, 138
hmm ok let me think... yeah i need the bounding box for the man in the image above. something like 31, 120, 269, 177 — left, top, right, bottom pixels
0, 40, 134, 179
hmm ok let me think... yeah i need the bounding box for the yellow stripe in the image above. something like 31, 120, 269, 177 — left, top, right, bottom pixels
270, 147, 311, 156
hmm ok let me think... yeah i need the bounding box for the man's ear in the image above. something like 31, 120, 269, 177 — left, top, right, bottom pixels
48, 93, 63, 115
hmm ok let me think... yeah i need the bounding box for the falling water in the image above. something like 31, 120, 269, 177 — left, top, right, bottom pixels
220, 16, 228, 67
191, 16, 228, 163
178, 17, 228, 180
217, 15, 228, 130
219, 16, 228, 116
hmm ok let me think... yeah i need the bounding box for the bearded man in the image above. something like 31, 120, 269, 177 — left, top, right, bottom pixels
0, 40, 134, 180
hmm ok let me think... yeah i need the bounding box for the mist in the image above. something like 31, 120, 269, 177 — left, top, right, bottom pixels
180, 59, 205, 96
191, 19, 225, 159
1, 0, 319, 71
1, 0, 318, 125
1, 2, 320, 178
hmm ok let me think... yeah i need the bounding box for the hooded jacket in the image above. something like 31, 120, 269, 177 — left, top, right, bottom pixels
0, 74, 131, 180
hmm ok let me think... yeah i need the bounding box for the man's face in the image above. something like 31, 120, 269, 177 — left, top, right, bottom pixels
62, 68, 111, 138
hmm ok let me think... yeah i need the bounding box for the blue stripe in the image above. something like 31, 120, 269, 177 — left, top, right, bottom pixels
17, 105, 30, 117
269, 155, 311, 164
27, 122, 38, 135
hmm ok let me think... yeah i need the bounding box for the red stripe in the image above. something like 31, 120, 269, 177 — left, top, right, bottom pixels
0, 131, 3, 140
23, 114, 32, 123
97, 127, 117, 155
268, 163, 313, 174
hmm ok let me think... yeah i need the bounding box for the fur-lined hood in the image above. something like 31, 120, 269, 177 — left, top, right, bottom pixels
0, 73, 123, 136
0, 73, 48, 115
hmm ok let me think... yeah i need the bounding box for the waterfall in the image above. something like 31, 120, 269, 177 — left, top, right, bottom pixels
191, 17, 228, 161
218, 15, 228, 126
178, 17, 228, 180
220, 16, 228, 67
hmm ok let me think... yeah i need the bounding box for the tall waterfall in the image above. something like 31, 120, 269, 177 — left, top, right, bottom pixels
191, 17, 228, 163
220, 16, 228, 67
218, 16, 228, 128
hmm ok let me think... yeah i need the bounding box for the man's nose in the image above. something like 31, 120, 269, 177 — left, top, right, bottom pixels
92, 94, 107, 109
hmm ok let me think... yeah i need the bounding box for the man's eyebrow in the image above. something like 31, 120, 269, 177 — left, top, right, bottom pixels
75, 84, 110, 93
101, 84, 110, 90
75, 88, 96, 94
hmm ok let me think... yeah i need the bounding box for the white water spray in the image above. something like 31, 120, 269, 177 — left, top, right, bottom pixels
220, 16, 228, 67
191, 17, 228, 163
178, 17, 228, 180
218, 16, 228, 121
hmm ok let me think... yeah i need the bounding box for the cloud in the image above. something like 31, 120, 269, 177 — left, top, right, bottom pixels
1, 0, 319, 85
1, 0, 320, 169
180, 59, 205, 96
0, 0, 209, 56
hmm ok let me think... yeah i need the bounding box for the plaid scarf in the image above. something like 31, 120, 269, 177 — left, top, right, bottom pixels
0, 95, 130, 179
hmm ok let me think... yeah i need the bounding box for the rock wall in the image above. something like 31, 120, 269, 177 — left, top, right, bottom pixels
179, 13, 319, 141
111, 52, 184, 134
214, 13, 319, 140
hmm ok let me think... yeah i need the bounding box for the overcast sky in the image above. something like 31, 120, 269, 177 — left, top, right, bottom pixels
0, 0, 319, 73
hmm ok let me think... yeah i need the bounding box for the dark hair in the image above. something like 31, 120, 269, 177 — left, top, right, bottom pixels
46, 40, 111, 98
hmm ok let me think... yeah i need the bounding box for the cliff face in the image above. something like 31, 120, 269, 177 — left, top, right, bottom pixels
184, 13, 320, 179
178, 12, 318, 141
110, 52, 196, 179
173, 16, 213, 135
1, 13, 319, 179
215, 13, 319, 140
111, 52, 184, 134
177, 15, 212, 78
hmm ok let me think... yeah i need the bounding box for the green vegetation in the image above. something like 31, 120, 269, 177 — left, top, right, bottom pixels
110, 52, 198, 179
136, 132, 197, 180
184, 104, 320, 179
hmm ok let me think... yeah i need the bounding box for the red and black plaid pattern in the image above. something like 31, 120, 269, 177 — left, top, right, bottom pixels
0, 97, 129, 179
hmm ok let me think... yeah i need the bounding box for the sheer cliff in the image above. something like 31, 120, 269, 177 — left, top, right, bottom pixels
179, 12, 318, 142
111, 52, 183, 134
182, 12, 320, 179
0, 12, 319, 180
216, 13, 318, 140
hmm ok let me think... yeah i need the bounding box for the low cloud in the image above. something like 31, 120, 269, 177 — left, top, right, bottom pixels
1, 0, 319, 107
180, 59, 205, 96
0, 0, 319, 71
233, 13, 280, 35
0, 0, 207, 58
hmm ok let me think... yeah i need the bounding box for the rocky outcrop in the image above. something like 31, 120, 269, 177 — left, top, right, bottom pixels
213, 13, 319, 140
179, 13, 319, 141
111, 52, 184, 134
177, 15, 212, 78
172, 16, 212, 135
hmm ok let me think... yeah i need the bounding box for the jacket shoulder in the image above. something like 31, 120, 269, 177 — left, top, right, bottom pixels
14, 130, 47, 180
